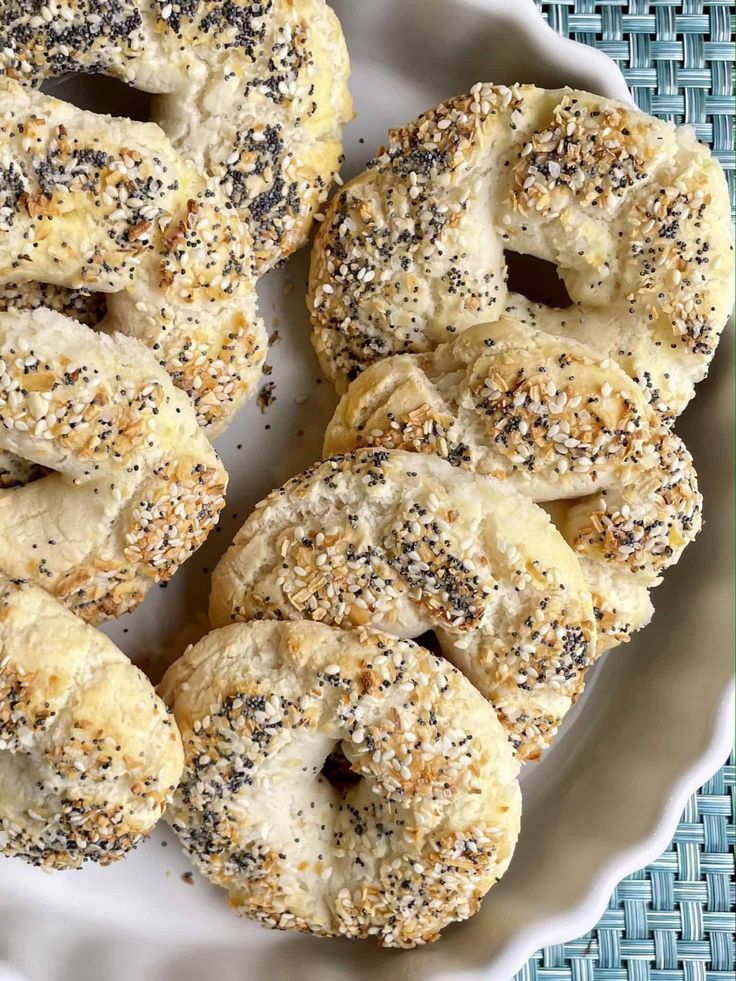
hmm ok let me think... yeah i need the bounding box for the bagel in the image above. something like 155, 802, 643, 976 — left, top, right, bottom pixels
0, 306, 226, 623
0, 576, 183, 869
0, 78, 264, 432
308, 84, 733, 418
210, 449, 597, 760
324, 318, 702, 651
0, 0, 352, 273
159, 619, 521, 946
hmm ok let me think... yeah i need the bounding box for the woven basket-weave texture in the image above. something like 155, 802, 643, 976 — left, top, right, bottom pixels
516, 754, 735, 979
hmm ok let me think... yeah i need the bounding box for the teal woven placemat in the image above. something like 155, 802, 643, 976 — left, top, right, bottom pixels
516, 754, 735, 980
520, 4, 735, 979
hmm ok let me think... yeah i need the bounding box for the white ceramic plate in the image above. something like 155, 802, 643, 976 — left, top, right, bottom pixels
1, 2, 733, 979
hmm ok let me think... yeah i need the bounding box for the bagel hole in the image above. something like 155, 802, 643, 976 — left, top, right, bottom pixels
504, 251, 573, 309
0, 458, 51, 489
320, 743, 362, 793
66, 290, 108, 329
414, 630, 444, 659
40, 74, 152, 123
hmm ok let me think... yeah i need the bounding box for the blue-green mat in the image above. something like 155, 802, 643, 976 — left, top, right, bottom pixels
516, 754, 735, 979
518, 4, 735, 979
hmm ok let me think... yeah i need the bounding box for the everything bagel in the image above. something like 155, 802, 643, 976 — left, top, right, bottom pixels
324, 318, 702, 651
0, 0, 352, 272
309, 84, 733, 418
210, 449, 597, 761
0, 79, 264, 432
0, 576, 183, 869
159, 619, 521, 946
0, 307, 226, 623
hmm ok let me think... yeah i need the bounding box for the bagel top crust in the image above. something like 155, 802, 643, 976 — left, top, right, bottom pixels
0, 307, 227, 622
308, 84, 733, 417
159, 619, 521, 947
0, 576, 183, 869
324, 317, 662, 501
0, 78, 266, 432
210, 449, 597, 760
323, 318, 702, 582
0, 0, 352, 272
323, 318, 702, 650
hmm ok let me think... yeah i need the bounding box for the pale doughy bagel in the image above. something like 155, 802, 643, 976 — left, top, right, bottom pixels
0, 0, 352, 272
210, 449, 597, 760
0, 576, 183, 869
159, 619, 521, 946
0, 78, 264, 432
309, 84, 733, 417
324, 319, 702, 651
0, 307, 226, 623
